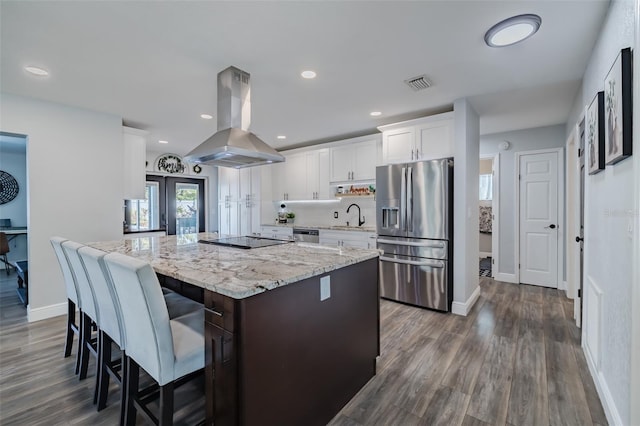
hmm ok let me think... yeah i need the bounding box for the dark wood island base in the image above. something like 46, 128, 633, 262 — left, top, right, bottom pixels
204, 258, 380, 426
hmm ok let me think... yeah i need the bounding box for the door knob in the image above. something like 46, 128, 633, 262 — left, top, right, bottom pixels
575, 236, 584, 243
545, 224, 556, 229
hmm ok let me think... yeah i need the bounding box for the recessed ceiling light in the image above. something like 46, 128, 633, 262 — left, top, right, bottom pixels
277, 135, 287, 140
484, 14, 542, 47
370, 111, 382, 117
24, 66, 49, 76
301, 70, 317, 79
200, 114, 213, 120
159, 140, 169, 144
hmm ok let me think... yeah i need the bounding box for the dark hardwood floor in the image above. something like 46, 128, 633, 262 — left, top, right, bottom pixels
0, 271, 606, 425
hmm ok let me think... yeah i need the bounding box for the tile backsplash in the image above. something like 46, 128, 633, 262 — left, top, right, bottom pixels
262, 198, 376, 228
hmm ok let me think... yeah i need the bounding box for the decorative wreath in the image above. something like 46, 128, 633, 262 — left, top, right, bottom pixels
0, 171, 19, 205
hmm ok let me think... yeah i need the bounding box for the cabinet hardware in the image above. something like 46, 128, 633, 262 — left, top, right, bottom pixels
416, 149, 419, 159
411, 149, 414, 160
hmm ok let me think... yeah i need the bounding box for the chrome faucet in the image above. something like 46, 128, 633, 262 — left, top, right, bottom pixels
346, 203, 365, 227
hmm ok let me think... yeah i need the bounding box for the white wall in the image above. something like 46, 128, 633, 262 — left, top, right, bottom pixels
565, 1, 636, 424
0, 93, 124, 322
262, 198, 375, 228
480, 124, 566, 278
0, 146, 28, 261
452, 98, 480, 314
144, 150, 218, 233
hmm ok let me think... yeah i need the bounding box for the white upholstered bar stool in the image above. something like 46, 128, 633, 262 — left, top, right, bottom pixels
78, 245, 128, 421
62, 240, 99, 381
50, 237, 82, 373
104, 252, 205, 426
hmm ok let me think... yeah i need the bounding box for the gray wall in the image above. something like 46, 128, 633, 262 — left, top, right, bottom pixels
565, 1, 637, 423
480, 124, 566, 276
1, 93, 124, 321
452, 98, 479, 309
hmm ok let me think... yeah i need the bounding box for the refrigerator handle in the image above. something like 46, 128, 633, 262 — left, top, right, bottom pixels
407, 166, 413, 232
400, 167, 407, 231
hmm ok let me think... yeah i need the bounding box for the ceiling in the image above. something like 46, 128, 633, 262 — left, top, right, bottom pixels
0, 1, 608, 155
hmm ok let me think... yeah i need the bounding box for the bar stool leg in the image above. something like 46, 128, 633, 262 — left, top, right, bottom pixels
64, 300, 76, 358
79, 313, 92, 380
75, 309, 84, 375
124, 356, 139, 426
159, 382, 174, 426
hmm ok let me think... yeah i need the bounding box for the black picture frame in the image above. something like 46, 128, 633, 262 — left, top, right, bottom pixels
587, 91, 605, 175
604, 47, 633, 165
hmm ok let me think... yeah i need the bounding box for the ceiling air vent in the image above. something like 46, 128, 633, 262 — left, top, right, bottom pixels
404, 75, 432, 91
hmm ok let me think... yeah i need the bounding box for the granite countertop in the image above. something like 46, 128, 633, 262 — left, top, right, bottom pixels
87, 232, 379, 300
261, 223, 377, 233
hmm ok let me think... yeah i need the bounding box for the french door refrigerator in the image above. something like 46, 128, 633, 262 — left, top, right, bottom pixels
376, 158, 453, 311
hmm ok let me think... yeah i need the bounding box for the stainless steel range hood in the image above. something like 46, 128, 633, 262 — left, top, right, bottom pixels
185, 66, 285, 168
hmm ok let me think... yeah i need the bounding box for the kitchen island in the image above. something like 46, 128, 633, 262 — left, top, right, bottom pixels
88, 233, 380, 426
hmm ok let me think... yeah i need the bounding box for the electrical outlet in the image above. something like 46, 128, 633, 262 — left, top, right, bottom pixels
320, 276, 330, 301
334, 211, 338, 219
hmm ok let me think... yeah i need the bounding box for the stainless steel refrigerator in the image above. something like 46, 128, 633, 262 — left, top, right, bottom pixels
376, 158, 453, 311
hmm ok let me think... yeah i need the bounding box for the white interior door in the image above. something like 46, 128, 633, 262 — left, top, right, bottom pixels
519, 151, 559, 288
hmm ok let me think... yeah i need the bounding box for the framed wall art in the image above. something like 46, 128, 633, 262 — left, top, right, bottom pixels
604, 47, 632, 165
587, 91, 605, 175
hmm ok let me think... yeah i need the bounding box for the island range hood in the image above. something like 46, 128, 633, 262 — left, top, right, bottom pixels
185, 66, 285, 168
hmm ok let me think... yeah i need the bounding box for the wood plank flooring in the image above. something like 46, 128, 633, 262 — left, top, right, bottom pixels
330, 278, 608, 426
0, 272, 606, 425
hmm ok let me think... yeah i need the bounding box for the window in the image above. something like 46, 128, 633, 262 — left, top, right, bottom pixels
125, 182, 160, 232
479, 174, 493, 201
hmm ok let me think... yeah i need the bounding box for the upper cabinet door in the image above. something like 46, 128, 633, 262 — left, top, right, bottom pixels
416, 119, 454, 160
284, 153, 307, 200
329, 145, 353, 182
317, 149, 330, 199
352, 140, 378, 181
382, 127, 414, 164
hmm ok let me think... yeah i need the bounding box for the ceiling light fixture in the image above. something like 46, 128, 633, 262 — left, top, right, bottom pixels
159, 140, 169, 144
277, 135, 287, 140
370, 111, 382, 117
484, 14, 541, 47
200, 114, 213, 120
24, 66, 49, 76
301, 70, 317, 79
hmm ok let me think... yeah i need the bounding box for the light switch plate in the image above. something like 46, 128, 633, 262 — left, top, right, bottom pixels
320, 276, 330, 301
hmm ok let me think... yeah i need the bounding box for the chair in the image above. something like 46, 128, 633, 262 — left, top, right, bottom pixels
79, 246, 203, 419
1, 232, 10, 274
104, 252, 204, 426
50, 237, 82, 373
78, 245, 128, 423
62, 241, 99, 381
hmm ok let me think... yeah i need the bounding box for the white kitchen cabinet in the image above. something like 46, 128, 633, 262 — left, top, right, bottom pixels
319, 230, 377, 249
380, 112, 454, 164
329, 138, 378, 183
123, 126, 148, 200
259, 226, 293, 240
271, 149, 330, 200
218, 166, 262, 235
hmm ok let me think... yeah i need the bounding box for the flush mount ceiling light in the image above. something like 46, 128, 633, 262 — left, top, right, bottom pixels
370, 111, 382, 117
301, 70, 317, 79
484, 14, 541, 47
200, 114, 213, 120
24, 66, 49, 76
159, 140, 169, 144
277, 135, 287, 140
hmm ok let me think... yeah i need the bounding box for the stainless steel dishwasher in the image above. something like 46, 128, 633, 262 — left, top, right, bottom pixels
293, 228, 319, 243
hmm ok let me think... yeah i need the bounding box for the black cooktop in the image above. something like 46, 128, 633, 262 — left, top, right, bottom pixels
198, 236, 292, 250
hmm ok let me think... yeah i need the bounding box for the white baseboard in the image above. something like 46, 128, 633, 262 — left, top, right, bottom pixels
583, 342, 623, 426
479, 251, 492, 258
27, 302, 67, 323
494, 272, 517, 283
451, 285, 481, 317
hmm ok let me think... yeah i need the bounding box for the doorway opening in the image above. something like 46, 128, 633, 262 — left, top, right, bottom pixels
0, 131, 29, 312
